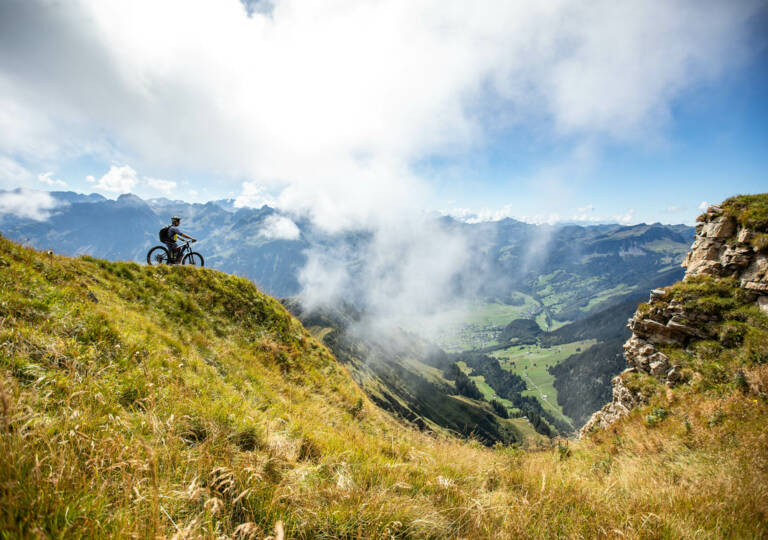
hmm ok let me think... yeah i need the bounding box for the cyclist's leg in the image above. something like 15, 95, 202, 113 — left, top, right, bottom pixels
163, 241, 178, 263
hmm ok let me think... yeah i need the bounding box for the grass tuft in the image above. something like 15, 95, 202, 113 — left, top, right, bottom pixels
721, 193, 768, 231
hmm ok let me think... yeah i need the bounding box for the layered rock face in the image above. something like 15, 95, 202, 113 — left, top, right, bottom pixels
580, 203, 768, 437
683, 204, 768, 293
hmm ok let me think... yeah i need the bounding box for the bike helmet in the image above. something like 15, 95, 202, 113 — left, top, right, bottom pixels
171, 216, 181, 224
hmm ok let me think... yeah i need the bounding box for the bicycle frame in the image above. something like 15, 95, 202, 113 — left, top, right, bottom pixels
170, 241, 192, 262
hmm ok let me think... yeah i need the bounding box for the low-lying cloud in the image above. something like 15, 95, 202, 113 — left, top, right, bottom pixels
37, 172, 67, 188
0, 189, 58, 221
260, 215, 300, 240
298, 216, 478, 336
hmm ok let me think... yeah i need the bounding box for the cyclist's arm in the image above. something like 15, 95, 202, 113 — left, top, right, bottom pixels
179, 232, 197, 241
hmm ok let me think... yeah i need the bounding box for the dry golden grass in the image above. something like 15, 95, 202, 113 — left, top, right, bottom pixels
0, 235, 767, 538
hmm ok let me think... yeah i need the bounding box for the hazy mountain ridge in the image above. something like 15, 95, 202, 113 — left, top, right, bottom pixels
1, 190, 693, 315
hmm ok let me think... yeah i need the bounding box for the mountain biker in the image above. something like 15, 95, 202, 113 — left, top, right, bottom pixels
162, 216, 196, 264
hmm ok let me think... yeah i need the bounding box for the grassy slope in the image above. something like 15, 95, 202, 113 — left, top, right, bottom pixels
294, 308, 527, 446
1, 236, 767, 538
492, 341, 596, 426
722, 193, 768, 231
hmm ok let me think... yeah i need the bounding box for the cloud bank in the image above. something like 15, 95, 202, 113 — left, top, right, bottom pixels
0, 0, 762, 230
0, 0, 763, 333
0, 189, 58, 221
86, 165, 177, 196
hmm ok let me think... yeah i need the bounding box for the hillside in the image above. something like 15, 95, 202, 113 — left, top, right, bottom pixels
1, 219, 767, 537
280, 300, 545, 444
1, 190, 691, 312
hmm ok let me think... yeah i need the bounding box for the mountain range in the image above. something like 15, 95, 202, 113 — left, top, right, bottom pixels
0, 188, 696, 435
0, 189, 693, 317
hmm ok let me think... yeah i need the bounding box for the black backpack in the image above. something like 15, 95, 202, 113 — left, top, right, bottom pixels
159, 226, 171, 242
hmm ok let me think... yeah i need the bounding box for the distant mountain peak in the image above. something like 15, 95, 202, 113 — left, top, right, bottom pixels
115, 193, 147, 207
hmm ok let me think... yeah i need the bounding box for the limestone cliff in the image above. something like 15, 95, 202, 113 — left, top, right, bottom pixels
580, 197, 768, 436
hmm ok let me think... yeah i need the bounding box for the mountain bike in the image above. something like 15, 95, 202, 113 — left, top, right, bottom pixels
146, 240, 205, 267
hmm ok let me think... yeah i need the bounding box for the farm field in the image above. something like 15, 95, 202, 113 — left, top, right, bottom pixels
436, 295, 543, 351
491, 340, 597, 427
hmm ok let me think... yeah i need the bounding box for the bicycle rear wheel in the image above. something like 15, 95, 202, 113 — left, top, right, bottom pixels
182, 252, 204, 267
147, 246, 170, 265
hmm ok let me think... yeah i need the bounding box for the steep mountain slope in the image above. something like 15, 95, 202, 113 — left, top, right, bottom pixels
281, 300, 542, 444
544, 297, 639, 425
1, 226, 767, 538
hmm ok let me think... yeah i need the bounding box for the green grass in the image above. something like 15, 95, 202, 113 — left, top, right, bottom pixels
2, 235, 768, 538
722, 193, 768, 231
583, 284, 634, 311
436, 296, 542, 351
643, 238, 693, 253
463, 296, 541, 326
534, 311, 570, 331
492, 340, 597, 425
399, 355, 453, 387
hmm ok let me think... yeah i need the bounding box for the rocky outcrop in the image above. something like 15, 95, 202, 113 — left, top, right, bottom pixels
683, 204, 768, 291
580, 203, 768, 438
579, 369, 644, 434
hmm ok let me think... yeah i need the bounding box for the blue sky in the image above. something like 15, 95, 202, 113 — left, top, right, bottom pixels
1, 0, 766, 229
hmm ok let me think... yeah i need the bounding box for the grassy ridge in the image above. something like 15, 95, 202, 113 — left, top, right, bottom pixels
722, 193, 768, 231
1, 236, 767, 538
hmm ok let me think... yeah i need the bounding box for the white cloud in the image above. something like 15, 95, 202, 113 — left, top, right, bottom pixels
234, 182, 276, 209
299, 216, 474, 334
571, 204, 599, 222
145, 177, 177, 195
0, 156, 34, 188
37, 171, 67, 188
93, 165, 139, 193
0, 0, 761, 230
467, 205, 519, 224
616, 209, 636, 225
698, 201, 709, 211
663, 204, 685, 213
0, 0, 761, 338
0, 189, 58, 220
90, 165, 177, 195
260, 214, 300, 240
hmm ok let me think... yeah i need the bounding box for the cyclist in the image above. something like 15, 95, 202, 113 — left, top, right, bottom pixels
162, 216, 196, 264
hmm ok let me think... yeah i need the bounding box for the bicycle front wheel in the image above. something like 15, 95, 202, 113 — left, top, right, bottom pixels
182, 252, 204, 267
147, 246, 170, 265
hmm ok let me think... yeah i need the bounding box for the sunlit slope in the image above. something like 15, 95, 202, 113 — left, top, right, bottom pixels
1, 235, 767, 538
286, 300, 535, 445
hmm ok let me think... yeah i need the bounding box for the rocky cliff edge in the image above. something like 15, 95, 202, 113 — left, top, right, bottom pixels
580, 195, 768, 436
